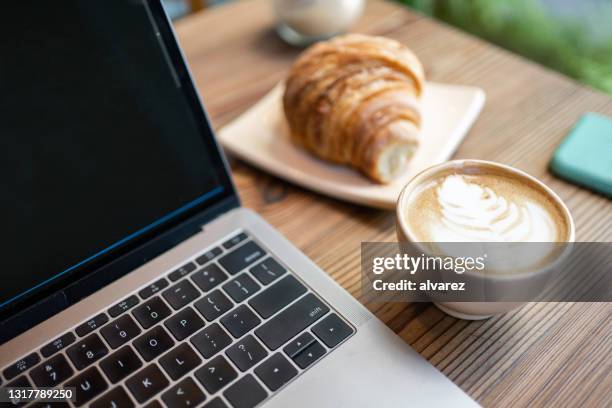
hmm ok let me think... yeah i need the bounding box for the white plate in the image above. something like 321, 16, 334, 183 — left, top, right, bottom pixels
218, 82, 485, 209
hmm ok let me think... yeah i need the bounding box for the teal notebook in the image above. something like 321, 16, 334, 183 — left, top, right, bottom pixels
550, 112, 612, 197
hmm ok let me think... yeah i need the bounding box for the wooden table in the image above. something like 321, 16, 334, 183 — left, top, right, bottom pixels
175, 1, 612, 406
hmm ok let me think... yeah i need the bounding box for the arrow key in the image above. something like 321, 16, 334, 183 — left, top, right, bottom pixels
254, 353, 297, 391
292, 340, 326, 369
312, 313, 354, 348
282, 332, 315, 358
162, 377, 205, 408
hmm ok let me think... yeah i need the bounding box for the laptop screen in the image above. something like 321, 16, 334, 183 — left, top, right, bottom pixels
1, 2, 234, 322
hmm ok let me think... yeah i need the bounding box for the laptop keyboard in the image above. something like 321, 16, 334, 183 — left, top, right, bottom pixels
2, 231, 355, 407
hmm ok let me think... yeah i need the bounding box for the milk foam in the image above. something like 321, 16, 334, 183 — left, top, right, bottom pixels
428, 175, 558, 242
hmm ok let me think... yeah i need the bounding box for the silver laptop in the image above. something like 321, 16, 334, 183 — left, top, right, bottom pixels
0, 1, 478, 407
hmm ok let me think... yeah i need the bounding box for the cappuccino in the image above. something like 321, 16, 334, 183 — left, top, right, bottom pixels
396, 160, 575, 319
403, 163, 570, 243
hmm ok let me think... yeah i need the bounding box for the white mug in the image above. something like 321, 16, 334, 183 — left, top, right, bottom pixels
395, 160, 575, 319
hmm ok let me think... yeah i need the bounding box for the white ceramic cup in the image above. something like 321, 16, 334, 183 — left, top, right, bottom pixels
395, 159, 575, 319
273, 0, 364, 45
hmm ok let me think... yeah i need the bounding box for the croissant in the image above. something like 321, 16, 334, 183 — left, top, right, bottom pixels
283, 34, 425, 183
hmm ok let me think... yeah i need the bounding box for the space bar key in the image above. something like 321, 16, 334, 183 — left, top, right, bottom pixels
254, 294, 329, 350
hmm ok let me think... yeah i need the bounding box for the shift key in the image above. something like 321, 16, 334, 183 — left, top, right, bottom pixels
255, 294, 329, 350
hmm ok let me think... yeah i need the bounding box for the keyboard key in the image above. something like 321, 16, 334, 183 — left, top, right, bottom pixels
249, 275, 306, 319
292, 340, 326, 369
100, 314, 142, 349
138, 278, 169, 299
223, 273, 261, 303
194, 290, 233, 321
249, 258, 287, 285
91, 386, 134, 408
223, 374, 267, 408
2, 352, 40, 380
162, 377, 206, 408
190, 324, 232, 359
6, 375, 31, 388
164, 307, 204, 341
196, 247, 222, 265
194, 355, 237, 394
168, 262, 197, 282
132, 296, 172, 329
219, 241, 266, 275
162, 280, 200, 310
191, 264, 228, 292
29, 354, 73, 387
108, 295, 139, 317
225, 335, 268, 372
220, 305, 261, 339
283, 332, 316, 358
159, 343, 201, 381
125, 365, 169, 404
41, 332, 76, 357
222, 232, 248, 249
100, 346, 143, 383
75, 313, 109, 337
65, 366, 108, 406
133, 326, 174, 362
255, 294, 329, 350
204, 398, 229, 408
67, 333, 109, 370
312, 313, 354, 348
143, 401, 163, 408
254, 353, 298, 391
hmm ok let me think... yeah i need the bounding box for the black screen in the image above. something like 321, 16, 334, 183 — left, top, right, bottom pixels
1, 1, 232, 316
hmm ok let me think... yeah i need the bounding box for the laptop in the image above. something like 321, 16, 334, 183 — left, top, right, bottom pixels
0, 1, 478, 407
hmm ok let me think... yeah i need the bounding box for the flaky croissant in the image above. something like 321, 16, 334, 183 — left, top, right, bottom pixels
283, 34, 425, 183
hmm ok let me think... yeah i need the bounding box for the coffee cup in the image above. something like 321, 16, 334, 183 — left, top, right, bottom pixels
396, 159, 575, 319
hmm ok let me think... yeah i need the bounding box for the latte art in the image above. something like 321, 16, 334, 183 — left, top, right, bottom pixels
404, 167, 569, 244
433, 175, 558, 242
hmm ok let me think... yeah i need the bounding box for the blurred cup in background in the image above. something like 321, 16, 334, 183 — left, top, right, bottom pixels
273, 0, 364, 46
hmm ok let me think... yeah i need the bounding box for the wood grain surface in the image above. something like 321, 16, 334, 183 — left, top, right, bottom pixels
175, 1, 612, 406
